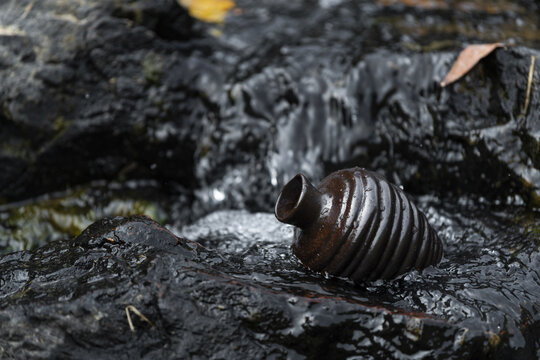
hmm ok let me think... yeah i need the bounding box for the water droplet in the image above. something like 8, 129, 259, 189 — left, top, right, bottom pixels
212, 189, 225, 201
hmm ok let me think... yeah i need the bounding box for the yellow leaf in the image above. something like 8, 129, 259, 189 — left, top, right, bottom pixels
178, 0, 235, 24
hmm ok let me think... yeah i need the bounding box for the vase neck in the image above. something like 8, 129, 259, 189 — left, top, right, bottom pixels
275, 173, 322, 229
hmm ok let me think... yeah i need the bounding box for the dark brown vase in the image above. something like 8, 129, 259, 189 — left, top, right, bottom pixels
275, 167, 443, 282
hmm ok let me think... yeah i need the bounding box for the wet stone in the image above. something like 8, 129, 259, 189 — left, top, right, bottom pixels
0, 0, 539, 358
0, 0, 538, 208
0, 207, 539, 359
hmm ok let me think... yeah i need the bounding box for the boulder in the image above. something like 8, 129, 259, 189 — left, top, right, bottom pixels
0, 0, 538, 208
1, 210, 539, 359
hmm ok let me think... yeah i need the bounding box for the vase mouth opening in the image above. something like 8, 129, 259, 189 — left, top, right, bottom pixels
275, 174, 305, 223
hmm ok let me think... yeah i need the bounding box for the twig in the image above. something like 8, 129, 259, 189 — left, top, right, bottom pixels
21, 0, 37, 19
457, 328, 469, 346
125, 305, 154, 333
522, 55, 535, 116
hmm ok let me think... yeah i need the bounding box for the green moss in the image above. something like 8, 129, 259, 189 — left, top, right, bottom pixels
1, 139, 32, 160
519, 178, 540, 209
374, 12, 540, 46
403, 39, 458, 52
523, 221, 540, 238
52, 116, 70, 133
143, 52, 163, 86
0, 184, 168, 253
512, 210, 540, 240
488, 333, 500, 348
199, 145, 210, 158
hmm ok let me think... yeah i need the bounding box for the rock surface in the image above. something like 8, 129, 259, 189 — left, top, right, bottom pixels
0, 0, 539, 359
0, 0, 538, 208
0, 0, 203, 200
1, 209, 539, 359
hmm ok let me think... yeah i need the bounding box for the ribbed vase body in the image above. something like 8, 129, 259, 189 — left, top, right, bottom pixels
275, 167, 443, 282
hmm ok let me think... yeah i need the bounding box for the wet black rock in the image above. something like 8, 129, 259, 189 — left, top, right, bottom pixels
320, 47, 540, 206
1, 208, 539, 359
0, 0, 538, 209
0, 0, 207, 201
191, 1, 540, 210
0, 0, 539, 358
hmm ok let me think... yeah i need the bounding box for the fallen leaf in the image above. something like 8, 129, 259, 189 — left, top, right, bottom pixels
440, 43, 504, 87
378, 0, 521, 14
178, 0, 235, 24
378, 0, 449, 10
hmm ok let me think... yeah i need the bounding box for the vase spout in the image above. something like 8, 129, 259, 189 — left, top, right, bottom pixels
275, 173, 322, 229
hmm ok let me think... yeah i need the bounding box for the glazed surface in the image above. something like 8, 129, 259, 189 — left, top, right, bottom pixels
292, 168, 443, 281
